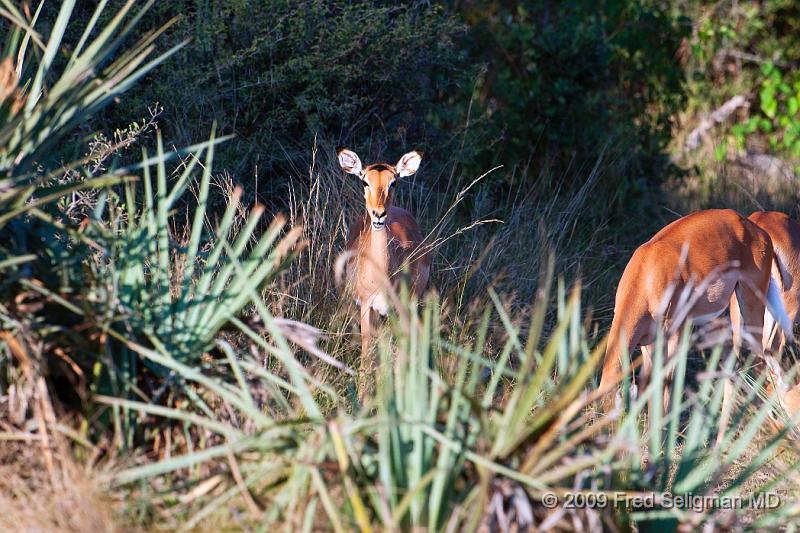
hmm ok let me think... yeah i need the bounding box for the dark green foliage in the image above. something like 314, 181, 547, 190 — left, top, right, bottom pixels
97, 0, 467, 190
729, 63, 800, 160
457, 0, 688, 190
86, 0, 692, 214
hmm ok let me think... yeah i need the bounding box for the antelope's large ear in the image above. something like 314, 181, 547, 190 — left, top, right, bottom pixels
337, 147, 363, 176
396, 150, 422, 177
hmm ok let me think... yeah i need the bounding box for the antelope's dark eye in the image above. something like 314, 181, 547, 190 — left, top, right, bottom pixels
388, 180, 396, 190
361, 179, 369, 188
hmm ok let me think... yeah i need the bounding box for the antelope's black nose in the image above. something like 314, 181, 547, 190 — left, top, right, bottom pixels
372, 210, 386, 219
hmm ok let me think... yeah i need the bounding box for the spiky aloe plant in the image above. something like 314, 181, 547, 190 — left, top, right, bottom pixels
318, 268, 609, 531
0, 0, 314, 452
317, 282, 800, 531
34, 126, 320, 449
0, 0, 184, 224
83, 129, 302, 363
95, 212, 344, 523
607, 334, 800, 531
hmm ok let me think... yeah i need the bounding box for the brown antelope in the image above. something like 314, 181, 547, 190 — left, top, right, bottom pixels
337, 148, 432, 379
745, 211, 800, 427
598, 209, 793, 411
744, 211, 800, 354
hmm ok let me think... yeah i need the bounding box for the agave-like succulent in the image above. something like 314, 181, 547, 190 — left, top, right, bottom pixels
0, 0, 184, 225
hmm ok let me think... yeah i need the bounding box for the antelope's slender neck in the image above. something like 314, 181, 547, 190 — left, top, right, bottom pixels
365, 218, 390, 271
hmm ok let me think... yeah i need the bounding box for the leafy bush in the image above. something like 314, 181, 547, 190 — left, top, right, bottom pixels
95, 0, 468, 185
729, 62, 800, 161
682, 0, 800, 165
455, 0, 688, 192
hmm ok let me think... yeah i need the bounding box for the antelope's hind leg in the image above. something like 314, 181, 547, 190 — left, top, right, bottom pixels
639, 342, 655, 395
718, 285, 768, 444
733, 283, 768, 368
640, 331, 681, 416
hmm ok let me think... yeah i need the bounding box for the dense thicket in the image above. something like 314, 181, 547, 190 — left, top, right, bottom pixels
89, 1, 467, 185
75, 2, 675, 205
65, 1, 792, 212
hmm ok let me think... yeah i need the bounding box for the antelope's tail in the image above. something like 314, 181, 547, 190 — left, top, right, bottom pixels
766, 274, 793, 342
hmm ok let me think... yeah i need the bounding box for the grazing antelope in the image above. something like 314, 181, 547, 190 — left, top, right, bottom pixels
598, 209, 793, 411
744, 211, 800, 354
745, 211, 800, 429
336, 148, 432, 379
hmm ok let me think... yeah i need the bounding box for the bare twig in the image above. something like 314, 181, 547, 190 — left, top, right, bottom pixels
226, 449, 261, 517
685, 95, 748, 151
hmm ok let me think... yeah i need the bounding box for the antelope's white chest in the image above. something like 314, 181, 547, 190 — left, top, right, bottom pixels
370, 292, 389, 315
356, 292, 388, 316
351, 228, 392, 316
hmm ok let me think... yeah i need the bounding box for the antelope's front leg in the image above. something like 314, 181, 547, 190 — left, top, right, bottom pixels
358, 305, 377, 403
360, 304, 372, 359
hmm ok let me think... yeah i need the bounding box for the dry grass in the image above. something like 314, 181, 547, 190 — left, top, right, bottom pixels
0, 378, 124, 533
0, 446, 123, 533
0, 327, 126, 532
667, 160, 800, 218
256, 140, 623, 396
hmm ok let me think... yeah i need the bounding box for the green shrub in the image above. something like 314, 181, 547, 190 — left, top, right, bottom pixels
683, 0, 800, 165
455, 0, 688, 193
95, 0, 468, 185
728, 62, 800, 162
